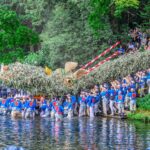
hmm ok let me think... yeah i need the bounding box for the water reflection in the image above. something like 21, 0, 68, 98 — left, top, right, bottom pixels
4, 146, 24, 150
0, 117, 149, 150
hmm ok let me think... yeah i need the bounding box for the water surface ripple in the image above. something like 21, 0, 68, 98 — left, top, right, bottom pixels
0, 117, 150, 150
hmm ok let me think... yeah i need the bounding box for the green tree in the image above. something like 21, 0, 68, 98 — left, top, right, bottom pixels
26, 0, 113, 69
140, 1, 150, 29
0, 0, 65, 33
1, 0, 149, 69
89, 0, 140, 33
0, 8, 39, 64
114, 0, 140, 17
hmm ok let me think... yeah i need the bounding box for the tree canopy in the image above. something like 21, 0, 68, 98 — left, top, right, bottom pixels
0, 0, 149, 68
0, 7, 39, 64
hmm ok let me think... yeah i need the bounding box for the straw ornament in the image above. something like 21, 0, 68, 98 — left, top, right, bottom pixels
0, 51, 150, 95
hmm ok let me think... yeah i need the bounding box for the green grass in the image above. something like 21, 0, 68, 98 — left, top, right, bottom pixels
127, 110, 150, 123
127, 94, 150, 123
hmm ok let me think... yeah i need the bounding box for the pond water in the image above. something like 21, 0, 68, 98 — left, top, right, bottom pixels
0, 116, 150, 150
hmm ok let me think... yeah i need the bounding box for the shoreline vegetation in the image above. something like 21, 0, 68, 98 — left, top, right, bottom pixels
127, 94, 150, 123
127, 110, 150, 123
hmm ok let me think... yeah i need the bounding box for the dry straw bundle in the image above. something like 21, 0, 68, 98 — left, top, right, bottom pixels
0, 62, 70, 96
65, 62, 78, 73
73, 69, 87, 79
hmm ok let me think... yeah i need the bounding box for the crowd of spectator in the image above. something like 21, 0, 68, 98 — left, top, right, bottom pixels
118, 28, 150, 54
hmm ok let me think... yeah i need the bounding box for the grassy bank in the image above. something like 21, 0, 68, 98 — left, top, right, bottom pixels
127, 110, 150, 123
127, 94, 150, 123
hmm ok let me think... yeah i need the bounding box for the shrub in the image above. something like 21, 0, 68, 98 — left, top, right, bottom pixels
137, 94, 150, 110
